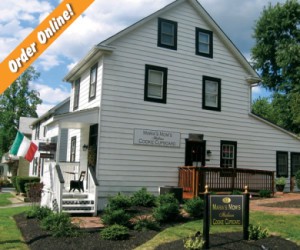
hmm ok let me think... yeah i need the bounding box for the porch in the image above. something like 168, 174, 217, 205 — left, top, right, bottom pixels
178, 166, 275, 198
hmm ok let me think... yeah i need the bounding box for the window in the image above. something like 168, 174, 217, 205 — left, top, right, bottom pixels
144, 65, 168, 103
276, 151, 288, 177
158, 18, 177, 50
196, 28, 213, 58
89, 63, 98, 101
70, 136, 76, 162
203, 76, 221, 111
73, 78, 80, 110
35, 123, 40, 140
291, 152, 300, 177
220, 141, 237, 168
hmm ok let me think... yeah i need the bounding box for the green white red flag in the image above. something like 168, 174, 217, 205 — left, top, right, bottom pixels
10, 131, 38, 162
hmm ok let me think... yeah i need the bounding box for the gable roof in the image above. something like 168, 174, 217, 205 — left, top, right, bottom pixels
65, 0, 260, 83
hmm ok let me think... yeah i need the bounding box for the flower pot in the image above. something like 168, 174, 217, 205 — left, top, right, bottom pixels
276, 184, 285, 192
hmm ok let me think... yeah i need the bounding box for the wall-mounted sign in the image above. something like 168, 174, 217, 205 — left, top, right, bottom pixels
39, 142, 57, 152
133, 129, 180, 148
210, 195, 243, 226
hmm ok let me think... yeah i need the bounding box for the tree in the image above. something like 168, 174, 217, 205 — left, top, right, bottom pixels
0, 66, 42, 158
251, 0, 300, 134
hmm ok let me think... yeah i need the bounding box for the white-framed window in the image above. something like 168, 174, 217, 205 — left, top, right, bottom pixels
89, 63, 98, 100
196, 28, 213, 58
158, 18, 177, 50
73, 78, 80, 110
220, 141, 237, 168
70, 136, 76, 162
203, 76, 221, 111
144, 65, 168, 103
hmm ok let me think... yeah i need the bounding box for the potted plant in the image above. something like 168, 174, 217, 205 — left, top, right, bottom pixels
275, 177, 286, 192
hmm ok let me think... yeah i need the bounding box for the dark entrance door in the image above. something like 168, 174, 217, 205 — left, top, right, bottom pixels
185, 140, 206, 166
88, 124, 98, 169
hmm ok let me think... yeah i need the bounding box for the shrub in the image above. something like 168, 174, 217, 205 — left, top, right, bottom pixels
11, 176, 18, 192
153, 193, 180, 223
131, 187, 157, 207
248, 224, 269, 240
231, 190, 242, 195
25, 182, 44, 202
101, 209, 131, 227
295, 170, 300, 189
259, 190, 272, 198
156, 192, 178, 206
183, 234, 205, 250
107, 193, 132, 210
0, 178, 11, 187
183, 197, 204, 218
16, 177, 40, 194
41, 212, 78, 237
26, 205, 52, 220
133, 217, 160, 231
100, 224, 129, 240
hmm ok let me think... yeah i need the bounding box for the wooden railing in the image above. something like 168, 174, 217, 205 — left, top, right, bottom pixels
178, 166, 275, 197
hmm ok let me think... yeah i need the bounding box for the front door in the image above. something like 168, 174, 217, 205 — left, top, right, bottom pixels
185, 140, 206, 166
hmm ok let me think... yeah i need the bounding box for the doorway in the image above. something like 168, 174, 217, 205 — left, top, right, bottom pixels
185, 140, 206, 166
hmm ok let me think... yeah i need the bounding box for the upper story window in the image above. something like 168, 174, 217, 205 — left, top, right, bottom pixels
291, 152, 300, 177
89, 63, 98, 101
73, 78, 80, 111
196, 28, 213, 58
158, 18, 177, 50
144, 65, 168, 104
202, 76, 221, 111
220, 141, 237, 168
35, 122, 40, 140
276, 151, 288, 177
70, 136, 76, 162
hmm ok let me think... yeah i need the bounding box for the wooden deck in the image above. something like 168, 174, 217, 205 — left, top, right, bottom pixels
179, 166, 275, 198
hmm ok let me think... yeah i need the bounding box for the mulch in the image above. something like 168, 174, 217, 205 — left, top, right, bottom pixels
14, 212, 300, 250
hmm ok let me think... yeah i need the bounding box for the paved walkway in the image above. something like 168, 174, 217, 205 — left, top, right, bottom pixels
250, 192, 300, 215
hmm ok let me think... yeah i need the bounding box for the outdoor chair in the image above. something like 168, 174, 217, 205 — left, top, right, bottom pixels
69, 171, 86, 192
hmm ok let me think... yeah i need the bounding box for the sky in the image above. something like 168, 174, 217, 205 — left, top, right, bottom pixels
0, 0, 286, 117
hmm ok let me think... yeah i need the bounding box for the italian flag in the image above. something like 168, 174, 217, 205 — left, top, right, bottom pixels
10, 131, 38, 162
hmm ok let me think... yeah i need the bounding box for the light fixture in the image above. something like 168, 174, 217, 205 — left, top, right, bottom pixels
82, 144, 89, 151
206, 150, 212, 157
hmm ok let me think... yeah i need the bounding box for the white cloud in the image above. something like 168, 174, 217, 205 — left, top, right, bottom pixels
36, 103, 55, 117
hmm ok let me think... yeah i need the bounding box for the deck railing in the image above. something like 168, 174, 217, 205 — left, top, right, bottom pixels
178, 166, 275, 197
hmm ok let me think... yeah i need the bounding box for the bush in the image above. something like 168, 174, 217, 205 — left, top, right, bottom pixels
133, 217, 160, 231
16, 177, 40, 194
100, 224, 129, 240
25, 182, 44, 202
41, 212, 78, 237
183, 234, 205, 250
131, 188, 157, 207
295, 170, 300, 189
26, 205, 52, 220
11, 176, 18, 192
183, 197, 204, 218
259, 190, 272, 198
107, 193, 132, 210
231, 190, 242, 195
248, 224, 269, 240
0, 178, 10, 187
101, 209, 131, 227
153, 193, 180, 223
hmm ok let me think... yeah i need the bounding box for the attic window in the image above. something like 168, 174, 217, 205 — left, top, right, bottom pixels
196, 28, 213, 58
158, 18, 177, 50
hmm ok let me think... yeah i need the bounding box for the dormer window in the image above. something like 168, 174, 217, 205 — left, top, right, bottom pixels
89, 63, 98, 101
158, 18, 177, 50
196, 28, 213, 58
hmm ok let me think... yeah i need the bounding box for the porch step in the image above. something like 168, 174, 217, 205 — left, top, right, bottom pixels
62, 192, 95, 214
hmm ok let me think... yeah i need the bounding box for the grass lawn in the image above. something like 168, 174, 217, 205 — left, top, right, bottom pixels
0, 193, 13, 206
136, 211, 300, 249
0, 205, 30, 250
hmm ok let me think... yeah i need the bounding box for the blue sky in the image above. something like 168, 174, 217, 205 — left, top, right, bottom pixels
0, 0, 283, 116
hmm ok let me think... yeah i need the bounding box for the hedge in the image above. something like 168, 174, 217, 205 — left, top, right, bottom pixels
16, 176, 40, 194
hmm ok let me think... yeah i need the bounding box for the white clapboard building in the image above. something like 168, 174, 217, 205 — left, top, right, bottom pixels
34, 0, 300, 213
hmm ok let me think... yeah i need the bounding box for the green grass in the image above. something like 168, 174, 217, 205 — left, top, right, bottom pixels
0, 193, 13, 206
135, 211, 300, 249
0, 206, 30, 250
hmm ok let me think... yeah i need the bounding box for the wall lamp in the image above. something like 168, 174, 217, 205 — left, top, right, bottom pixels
82, 144, 89, 151
206, 150, 212, 157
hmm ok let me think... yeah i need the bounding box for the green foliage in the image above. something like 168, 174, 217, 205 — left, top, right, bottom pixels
16, 177, 40, 194
107, 192, 132, 210
11, 176, 18, 192
100, 224, 129, 240
259, 190, 272, 198
131, 187, 157, 207
0, 66, 42, 155
248, 224, 269, 240
25, 182, 43, 202
183, 234, 205, 250
153, 193, 180, 223
133, 217, 160, 231
295, 170, 300, 189
41, 212, 78, 237
0, 178, 10, 187
26, 206, 52, 220
101, 209, 131, 227
183, 197, 204, 218
231, 190, 242, 195
275, 177, 286, 185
